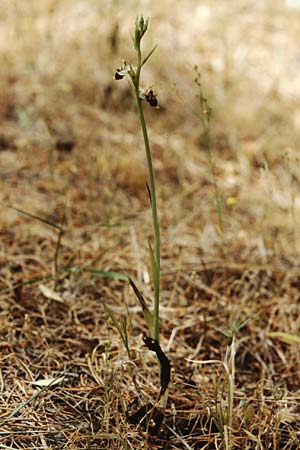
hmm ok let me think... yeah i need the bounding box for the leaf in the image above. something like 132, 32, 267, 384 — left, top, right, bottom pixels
32, 376, 65, 387
103, 302, 125, 345
267, 332, 300, 344
102, 302, 130, 356
141, 44, 158, 67
39, 284, 64, 302
129, 278, 153, 332
0, 273, 56, 296
0, 203, 61, 230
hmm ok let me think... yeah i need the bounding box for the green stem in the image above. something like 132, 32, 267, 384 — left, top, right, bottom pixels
138, 99, 160, 340
203, 126, 224, 235
134, 42, 160, 341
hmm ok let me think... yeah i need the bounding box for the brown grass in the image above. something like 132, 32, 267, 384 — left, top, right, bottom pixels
1, 1, 300, 448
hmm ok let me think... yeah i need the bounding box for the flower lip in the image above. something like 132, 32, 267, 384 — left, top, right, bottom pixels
145, 89, 158, 108
114, 70, 124, 80
114, 64, 131, 80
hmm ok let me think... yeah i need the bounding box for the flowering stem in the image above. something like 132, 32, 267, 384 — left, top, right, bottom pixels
133, 20, 160, 342
115, 15, 166, 413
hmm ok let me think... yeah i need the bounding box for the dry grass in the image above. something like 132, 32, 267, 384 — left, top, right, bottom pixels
1, 0, 300, 448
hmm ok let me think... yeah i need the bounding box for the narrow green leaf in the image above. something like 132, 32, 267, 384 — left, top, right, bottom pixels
0, 273, 56, 295
1, 203, 61, 230
103, 302, 126, 347
141, 44, 158, 67
121, 316, 129, 351
130, 30, 136, 50
129, 278, 153, 332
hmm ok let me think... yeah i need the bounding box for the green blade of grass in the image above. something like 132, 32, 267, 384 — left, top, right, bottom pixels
0, 203, 61, 230
103, 302, 128, 352
0, 273, 56, 295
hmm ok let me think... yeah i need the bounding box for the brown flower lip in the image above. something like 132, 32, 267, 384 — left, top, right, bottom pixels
145, 89, 158, 107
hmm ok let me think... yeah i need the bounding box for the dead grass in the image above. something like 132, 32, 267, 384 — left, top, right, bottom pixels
1, 0, 300, 448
